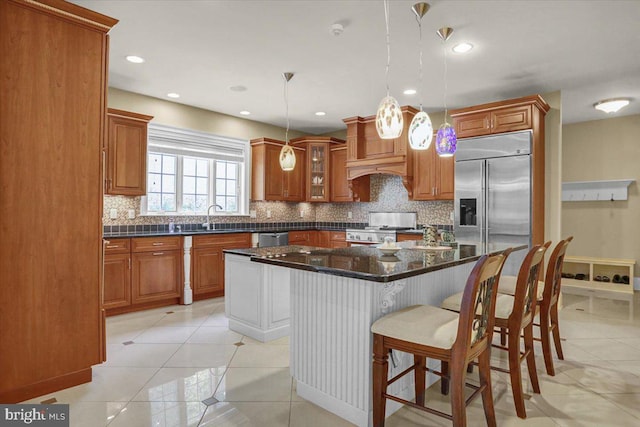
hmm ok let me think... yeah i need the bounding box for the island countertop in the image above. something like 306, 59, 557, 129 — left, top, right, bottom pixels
224, 241, 523, 283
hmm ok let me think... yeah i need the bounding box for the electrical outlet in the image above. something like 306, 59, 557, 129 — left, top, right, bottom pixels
127, 209, 136, 219
347, 211, 353, 219
300, 210, 304, 218
109, 209, 118, 219
249, 210, 257, 218
267, 210, 272, 218
450, 211, 455, 221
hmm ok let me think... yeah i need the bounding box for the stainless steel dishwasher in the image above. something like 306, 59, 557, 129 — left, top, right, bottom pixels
258, 232, 289, 247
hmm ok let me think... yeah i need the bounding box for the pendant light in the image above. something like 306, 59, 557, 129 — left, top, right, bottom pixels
408, 2, 433, 150
435, 26, 457, 157
375, 0, 403, 140
279, 72, 296, 171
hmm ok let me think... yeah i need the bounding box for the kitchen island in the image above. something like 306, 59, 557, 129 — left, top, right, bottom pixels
224, 242, 524, 427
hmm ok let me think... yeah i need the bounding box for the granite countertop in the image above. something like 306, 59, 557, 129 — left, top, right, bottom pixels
225, 241, 525, 283
103, 226, 349, 239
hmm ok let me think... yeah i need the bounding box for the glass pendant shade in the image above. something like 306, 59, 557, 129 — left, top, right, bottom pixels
435, 122, 457, 157
279, 144, 296, 171
408, 111, 434, 150
375, 95, 403, 139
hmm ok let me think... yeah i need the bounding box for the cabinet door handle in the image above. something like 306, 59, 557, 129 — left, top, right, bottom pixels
152, 252, 164, 256
128, 258, 131, 269
106, 245, 118, 249
152, 242, 164, 246
104, 240, 111, 245
485, 118, 489, 129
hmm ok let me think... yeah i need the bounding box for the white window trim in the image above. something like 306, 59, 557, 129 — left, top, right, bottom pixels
140, 123, 251, 217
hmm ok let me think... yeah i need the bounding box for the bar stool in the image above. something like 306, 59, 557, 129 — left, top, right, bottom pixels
371, 249, 510, 427
497, 238, 573, 375
441, 244, 547, 419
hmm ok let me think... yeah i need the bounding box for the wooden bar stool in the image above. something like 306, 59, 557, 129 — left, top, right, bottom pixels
371, 249, 510, 427
497, 238, 573, 375
441, 244, 547, 419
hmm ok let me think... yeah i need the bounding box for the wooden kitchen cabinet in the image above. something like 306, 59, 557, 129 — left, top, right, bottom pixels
104, 238, 131, 310
330, 146, 370, 202
291, 136, 347, 202
106, 108, 153, 196
452, 105, 532, 139
397, 233, 422, 242
450, 95, 550, 244
192, 233, 252, 300
0, 0, 117, 402
316, 230, 347, 248
412, 135, 454, 201
288, 230, 318, 246
104, 236, 182, 315
250, 138, 305, 201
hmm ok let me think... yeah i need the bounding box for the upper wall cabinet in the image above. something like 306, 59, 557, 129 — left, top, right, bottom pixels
291, 136, 345, 203
250, 138, 305, 202
412, 132, 454, 201
106, 109, 153, 196
330, 146, 371, 202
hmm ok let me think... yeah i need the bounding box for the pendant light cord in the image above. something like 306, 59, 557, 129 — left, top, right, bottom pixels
416, 14, 423, 111
442, 39, 448, 121
384, 0, 391, 96
284, 77, 290, 144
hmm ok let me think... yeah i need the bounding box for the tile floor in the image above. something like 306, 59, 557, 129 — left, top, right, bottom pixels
25, 291, 640, 426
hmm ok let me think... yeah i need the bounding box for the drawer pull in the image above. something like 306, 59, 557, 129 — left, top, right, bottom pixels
152, 252, 164, 256
106, 245, 118, 249
152, 242, 164, 246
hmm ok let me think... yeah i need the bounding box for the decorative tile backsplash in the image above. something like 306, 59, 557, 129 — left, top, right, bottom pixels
103, 175, 453, 227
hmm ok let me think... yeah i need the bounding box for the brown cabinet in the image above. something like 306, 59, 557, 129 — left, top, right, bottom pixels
412, 135, 454, 201
104, 236, 182, 315
397, 233, 422, 242
132, 250, 181, 304
0, 0, 117, 402
251, 138, 305, 201
192, 233, 252, 300
316, 231, 347, 248
330, 146, 371, 202
288, 230, 318, 246
453, 105, 533, 139
106, 109, 153, 196
450, 95, 550, 244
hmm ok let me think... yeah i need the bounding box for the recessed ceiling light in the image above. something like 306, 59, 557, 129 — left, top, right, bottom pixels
452, 42, 473, 53
239, 110, 251, 116
167, 93, 180, 99
230, 85, 247, 92
126, 55, 145, 64
315, 111, 326, 116
593, 98, 630, 113
403, 89, 417, 95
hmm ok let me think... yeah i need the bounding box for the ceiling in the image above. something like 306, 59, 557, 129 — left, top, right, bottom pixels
73, 0, 640, 134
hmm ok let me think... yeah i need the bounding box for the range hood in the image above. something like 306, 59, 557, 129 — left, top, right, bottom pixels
343, 106, 418, 198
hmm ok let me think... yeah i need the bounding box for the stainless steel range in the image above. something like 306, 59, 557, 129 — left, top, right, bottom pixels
346, 212, 417, 245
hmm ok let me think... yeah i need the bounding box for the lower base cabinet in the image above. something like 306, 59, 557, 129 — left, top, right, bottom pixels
103, 253, 131, 309
132, 250, 181, 304
192, 233, 252, 300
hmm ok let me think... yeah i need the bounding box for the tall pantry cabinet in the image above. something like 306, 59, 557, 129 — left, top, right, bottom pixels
0, 0, 117, 402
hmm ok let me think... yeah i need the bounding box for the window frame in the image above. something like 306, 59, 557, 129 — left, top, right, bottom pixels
140, 124, 250, 217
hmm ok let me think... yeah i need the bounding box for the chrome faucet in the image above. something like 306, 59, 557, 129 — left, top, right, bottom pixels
202, 204, 223, 230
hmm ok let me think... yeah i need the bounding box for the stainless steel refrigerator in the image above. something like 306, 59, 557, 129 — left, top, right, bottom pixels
454, 130, 532, 251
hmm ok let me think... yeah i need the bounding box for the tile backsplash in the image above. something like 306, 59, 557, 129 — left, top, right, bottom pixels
103, 175, 453, 227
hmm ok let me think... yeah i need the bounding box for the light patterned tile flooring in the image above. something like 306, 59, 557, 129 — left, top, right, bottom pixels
25, 292, 640, 426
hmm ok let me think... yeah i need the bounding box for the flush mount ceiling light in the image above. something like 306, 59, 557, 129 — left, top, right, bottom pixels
593, 98, 631, 113
167, 93, 180, 99
239, 110, 251, 116
408, 2, 434, 151
403, 89, 417, 95
435, 26, 457, 157
279, 72, 296, 172
375, 0, 403, 140
126, 55, 145, 64
315, 111, 326, 116
452, 42, 473, 53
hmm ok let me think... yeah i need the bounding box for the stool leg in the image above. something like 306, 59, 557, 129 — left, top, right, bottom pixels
440, 361, 449, 395
478, 349, 497, 427
524, 323, 540, 394
449, 359, 468, 427
539, 308, 555, 376
508, 328, 527, 418
550, 302, 564, 360
372, 334, 389, 427
414, 355, 426, 406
